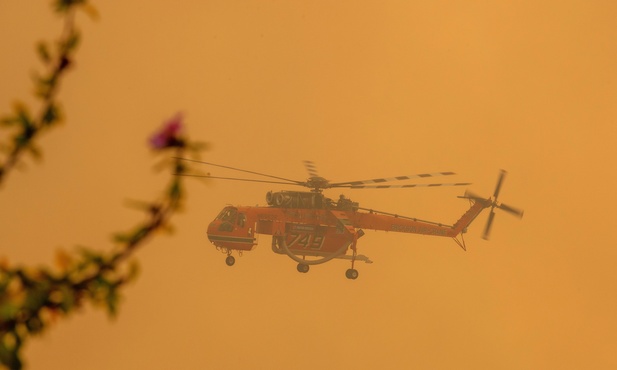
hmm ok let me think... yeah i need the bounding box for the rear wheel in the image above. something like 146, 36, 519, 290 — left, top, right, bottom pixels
345, 269, 359, 280
297, 263, 310, 273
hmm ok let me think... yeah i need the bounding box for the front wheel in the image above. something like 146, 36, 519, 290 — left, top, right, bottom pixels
225, 255, 236, 266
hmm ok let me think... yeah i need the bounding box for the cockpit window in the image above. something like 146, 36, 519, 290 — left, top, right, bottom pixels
217, 207, 237, 222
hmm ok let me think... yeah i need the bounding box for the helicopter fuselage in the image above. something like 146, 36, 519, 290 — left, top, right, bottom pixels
206, 191, 488, 262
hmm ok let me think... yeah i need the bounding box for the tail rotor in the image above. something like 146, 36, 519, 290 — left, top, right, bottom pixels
482, 170, 524, 240
459, 170, 524, 240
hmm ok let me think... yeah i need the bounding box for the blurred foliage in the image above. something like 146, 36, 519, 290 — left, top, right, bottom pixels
0, 0, 95, 185
0, 2, 208, 369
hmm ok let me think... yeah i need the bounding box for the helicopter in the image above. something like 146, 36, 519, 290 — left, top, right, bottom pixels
177, 158, 524, 279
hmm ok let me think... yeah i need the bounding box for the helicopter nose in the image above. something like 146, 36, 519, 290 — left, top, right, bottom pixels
206, 220, 220, 240
208, 219, 220, 228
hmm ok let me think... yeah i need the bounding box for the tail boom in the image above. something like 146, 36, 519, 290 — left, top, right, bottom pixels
451, 200, 490, 236
352, 212, 458, 238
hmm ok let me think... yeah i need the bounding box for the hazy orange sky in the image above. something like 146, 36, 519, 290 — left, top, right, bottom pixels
1, 1, 616, 369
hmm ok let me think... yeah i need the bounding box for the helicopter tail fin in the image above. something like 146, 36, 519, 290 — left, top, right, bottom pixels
452, 197, 489, 235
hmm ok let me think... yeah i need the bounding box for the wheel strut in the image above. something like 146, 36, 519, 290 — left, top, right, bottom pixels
345, 247, 359, 279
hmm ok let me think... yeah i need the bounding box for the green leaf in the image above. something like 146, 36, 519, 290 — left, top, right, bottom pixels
17, 113, 33, 129
36, 41, 52, 64
14, 105, 35, 142
0, 302, 20, 322
77, 246, 104, 264
0, 115, 20, 126
23, 284, 51, 312
11, 102, 33, 128
54, 0, 86, 13
41, 103, 60, 126
80, 2, 100, 21
27, 144, 43, 162
63, 30, 81, 52
25, 315, 44, 334
159, 222, 175, 235
61, 289, 75, 313
0, 331, 23, 370
105, 285, 119, 318
14, 126, 36, 148
73, 246, 106, 275
112, 232, 131, 244
169, 179, 182, 200
126, 260, 140, 283
32, 72, 57, 99
0, 271, 12, 291
53, 285, 75, 313
130, 227, 150, 243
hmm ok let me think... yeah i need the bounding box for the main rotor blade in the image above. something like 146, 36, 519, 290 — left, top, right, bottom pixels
493, 169, 507, 199
332, 182, 471, 189
331, 172, 458, 187
303, 160, 320, 178
173, 173, 304, 186
174, 157, 303, 185
498, 203, 525, 218
483, 210, 496, 240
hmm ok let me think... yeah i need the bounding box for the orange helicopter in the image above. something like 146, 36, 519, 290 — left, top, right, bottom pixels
178, 159, 523, 279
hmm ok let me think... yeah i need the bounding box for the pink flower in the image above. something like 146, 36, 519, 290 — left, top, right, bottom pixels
149, 112, 185, 149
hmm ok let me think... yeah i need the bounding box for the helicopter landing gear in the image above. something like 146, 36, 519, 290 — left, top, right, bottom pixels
297, 263, 310, 273
225, 255, 235, 266
344, 246, 359, 280
345, 268, 359, 280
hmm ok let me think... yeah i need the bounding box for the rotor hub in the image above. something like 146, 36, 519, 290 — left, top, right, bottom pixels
305, 176, 330, 192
